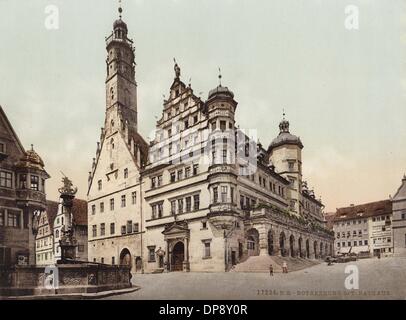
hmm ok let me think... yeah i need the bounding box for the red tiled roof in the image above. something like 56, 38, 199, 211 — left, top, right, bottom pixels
72, 198, 88, 226
334, 200, 392, 222
46, 200, 59, 229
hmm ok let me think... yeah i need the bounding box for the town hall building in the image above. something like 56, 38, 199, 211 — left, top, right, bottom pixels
87, 7, 333, 273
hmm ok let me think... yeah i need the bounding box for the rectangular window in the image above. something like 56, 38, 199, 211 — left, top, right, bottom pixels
240, 195, 245, 209
92, 225, 97, 237
202, 221, 207, 229
100, 202, 104, 213
364, 240, 368, 245
91, 205, 96, 215
193, 164, 199, 176
213, 187, 218, 203
221, 186, 228, 203
132, 191, 137, 205
110, 198, 115, 211
186, 197, 192, 212
222, 149, 227, 163
127, 221, 133, 234
148, 247, 156, 262
7, 211, 20, 228
152, 204, 157, 219
98, 180, 102, 190
230, 187, 234, 204
220, 121, 226, 132
170, 172, 176, 183
134, 223, 139, 233
0, 209, 4, 226
78, 245, 85, 252
30, 175, 39, 191
0, 171, 12, 189
110, 223, 115, 235
194, 195, 200, 211
157, 175, 163, 187
121, 225, 126, 235
112, 257, 115, 265
158, 203, 163, 218
124, 168, 128, 179
19, 174, 27, 189
177, 170, 183, 180
204, 241, 211, 258
100, 223, 105, 236
185, 167, 191, 178
171, 200, 176, 215
151, 177, 156, 188
121, 195, 126, 207
0, 143, 5, 153
178, 199, 183, 214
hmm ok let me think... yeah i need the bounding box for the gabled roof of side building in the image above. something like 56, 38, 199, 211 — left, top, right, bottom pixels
334, 199, 392, 222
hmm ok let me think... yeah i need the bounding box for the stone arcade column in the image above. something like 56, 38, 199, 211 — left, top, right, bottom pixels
183, 237, 190, 272
258, 225, 268, 256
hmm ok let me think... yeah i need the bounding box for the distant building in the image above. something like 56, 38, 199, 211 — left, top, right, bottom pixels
35, 198, 88, 264
53, 198, 88, 262
0, 106, 50, 266
333, 200, 393, 257
35, 201, 58, 265
392, 175, 406, 256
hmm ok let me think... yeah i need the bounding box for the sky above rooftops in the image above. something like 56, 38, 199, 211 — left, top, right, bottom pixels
0, 0, 405, 212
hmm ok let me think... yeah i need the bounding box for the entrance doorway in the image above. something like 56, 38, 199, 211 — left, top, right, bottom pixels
120, 248, 132, 267
231, 251, 236, 266
171, 241, 185, 271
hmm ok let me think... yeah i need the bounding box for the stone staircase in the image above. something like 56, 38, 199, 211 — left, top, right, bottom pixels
230, 255, 283, 273
230, 255, 320, 273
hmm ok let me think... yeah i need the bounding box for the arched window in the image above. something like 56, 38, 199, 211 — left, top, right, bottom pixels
56, 230, 59, 238
110, 87, 114, 100
111, 138, 115, 150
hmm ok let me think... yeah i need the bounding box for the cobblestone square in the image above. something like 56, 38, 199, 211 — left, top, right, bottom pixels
104, 257, 406, 300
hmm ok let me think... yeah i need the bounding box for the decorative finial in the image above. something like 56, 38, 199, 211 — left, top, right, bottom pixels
218, 67, 222, 86
118, 0, 123, 19
173, 58, 181, 79
279, 109, 290, 133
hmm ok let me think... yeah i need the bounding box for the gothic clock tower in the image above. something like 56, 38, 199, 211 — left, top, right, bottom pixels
105, 6, 137, 137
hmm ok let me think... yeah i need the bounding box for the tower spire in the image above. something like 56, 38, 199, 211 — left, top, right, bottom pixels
118, 0, 123, 19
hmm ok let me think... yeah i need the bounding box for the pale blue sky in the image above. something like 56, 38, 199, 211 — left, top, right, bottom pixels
0, 0, 405, 211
